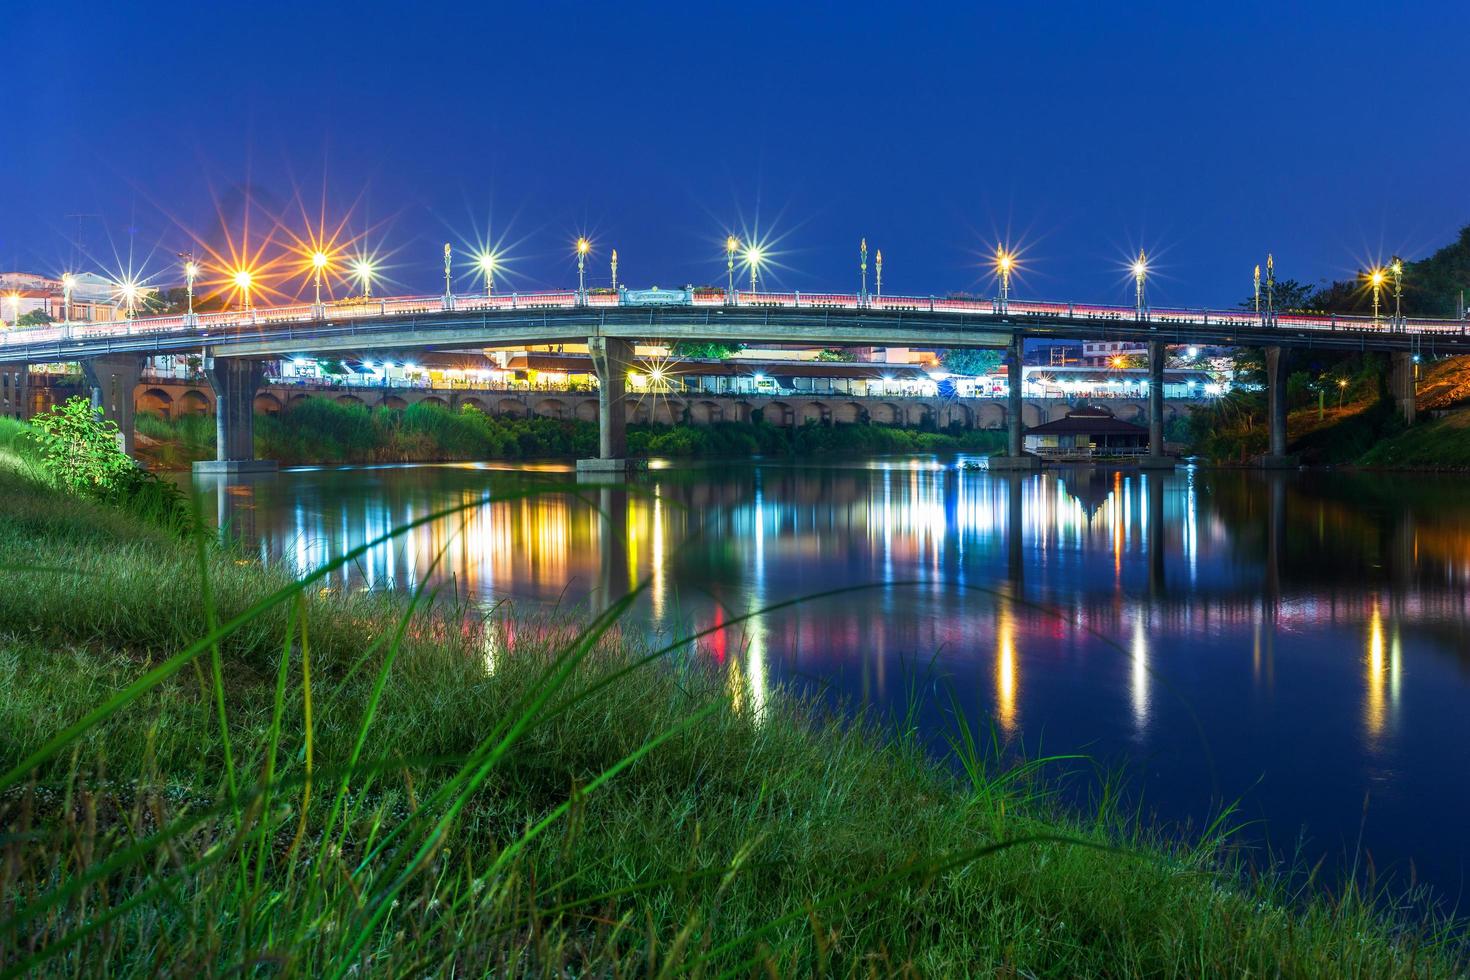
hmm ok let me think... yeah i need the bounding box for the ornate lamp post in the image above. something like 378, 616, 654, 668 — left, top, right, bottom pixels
1254, 263, 1261, 321
1391, 256, 1404, 327
443, 243, 453, 302
1132, 250, 1148, 318
576, 237, 590, 304
1266, 253, 1275, 324
611, 248, 619, 292
478, 252, 497, 297
233, 269, 254, 311
1368, 267, 1386, 326
62, 273, 75, 323
184, 259, 199, 316
860, 238, 868, 305
354, 259, 375, 298
312, 250, 329, 307
725, 235, 738, 302
996, 246, 1014, 313
875, 249, 883, 298
745, 244, 762, 293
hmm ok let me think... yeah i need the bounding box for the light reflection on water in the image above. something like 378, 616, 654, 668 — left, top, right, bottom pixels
193, 456, 1470, 899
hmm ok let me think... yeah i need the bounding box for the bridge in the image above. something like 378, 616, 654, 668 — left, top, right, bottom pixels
3, 285, 1465, 473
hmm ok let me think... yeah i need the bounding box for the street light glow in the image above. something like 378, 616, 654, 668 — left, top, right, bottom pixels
312, 250, 329, 270
1369, 269, 1386, 287
726, 235, 739, 253
184, 262, 200, 278
233, 269, 253, 290
576, 237, 591, 256
995, 247, 1013, 274
477, 251, 497, 273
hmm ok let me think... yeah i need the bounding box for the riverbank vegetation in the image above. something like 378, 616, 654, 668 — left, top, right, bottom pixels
136, 397, 1006, 467
0, 413, 1463, 974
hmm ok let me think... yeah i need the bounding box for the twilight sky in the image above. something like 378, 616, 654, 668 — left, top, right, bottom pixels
4, 0, 1468, 307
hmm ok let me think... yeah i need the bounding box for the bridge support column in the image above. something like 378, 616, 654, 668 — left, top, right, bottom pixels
1139, 340, 1175, 468
989, 335, 1040, 471
81, 354, 143, 456
1254, 346, 1298, 468
577, 337, 641, 476
194, 359, 277, 475
1389, 351, 1417, 425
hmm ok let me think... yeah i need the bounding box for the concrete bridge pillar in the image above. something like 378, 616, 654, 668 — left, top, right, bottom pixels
989, 335, 1039, 471
1140, 340, 1174, 468
81, 354, 143, 455
578, 336, 636, 475
1255, 346, 1297, 468
1389, 351, 1417, 425
195, 358, 277, 475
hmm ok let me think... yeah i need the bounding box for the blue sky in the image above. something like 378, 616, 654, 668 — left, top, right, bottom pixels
4, 0, 1467, 307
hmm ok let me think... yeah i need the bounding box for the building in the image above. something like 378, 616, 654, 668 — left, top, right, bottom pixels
1081, 339, 1150, 367
0, 271, 123, 323
1023, 406, 1150, 457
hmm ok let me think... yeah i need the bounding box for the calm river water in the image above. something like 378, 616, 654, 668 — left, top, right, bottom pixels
192, 457, 1470, 903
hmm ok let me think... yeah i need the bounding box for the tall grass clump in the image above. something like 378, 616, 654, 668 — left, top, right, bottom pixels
0, 424, 1463, 974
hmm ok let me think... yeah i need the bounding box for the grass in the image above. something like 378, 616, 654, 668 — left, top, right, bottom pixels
0, 422, 1463, 975
1360, 408, 1470, 469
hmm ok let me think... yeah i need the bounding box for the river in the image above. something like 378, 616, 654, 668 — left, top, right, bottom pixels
191, 456, 1470, 904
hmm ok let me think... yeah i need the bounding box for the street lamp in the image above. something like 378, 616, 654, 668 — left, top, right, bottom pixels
233, 269, 254, 311
725, 235, 739, 301
611, 248, 619, 292
576, 237, 590, 303
3, 292, 18, 329
311, 250, 329, 307
745, 243, 763, 293
1254, 263, 1261, 320
477, 251, 497, 297
184, 260, 199, 315
875, 249, 883, 298
353, 259, 375, 298
115, 278, 141, 318
1391, 256, 1404, 325
443, 243, 453, 301
1338, 377, 1349, 409
860, 238, 868, 304
1367, 267, 1386, 325
61, 273, 76, 323
1266, 253, 1275, 322
1132, 250, 1148, 318
995, 246, 1014, 313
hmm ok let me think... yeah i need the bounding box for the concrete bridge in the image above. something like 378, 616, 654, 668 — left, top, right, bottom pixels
3, 287, 1457, 473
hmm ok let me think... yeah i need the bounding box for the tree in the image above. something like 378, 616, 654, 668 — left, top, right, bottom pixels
28, 397, 139, 499
1237, 277, 1322, 314
15, 309, 52, 327
814, 348, 854, 362
939, 348, 1002, 376
672, 341, 743, 359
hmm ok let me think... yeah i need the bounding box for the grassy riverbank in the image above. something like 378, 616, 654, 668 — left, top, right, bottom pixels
0, 418, 1461, 974
136, 396, 1005, 467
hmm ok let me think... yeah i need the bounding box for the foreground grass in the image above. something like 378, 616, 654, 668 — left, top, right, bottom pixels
0, 435, 1462, 974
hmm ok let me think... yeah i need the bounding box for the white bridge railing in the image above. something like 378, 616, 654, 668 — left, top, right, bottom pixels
3, 288, 1467, 352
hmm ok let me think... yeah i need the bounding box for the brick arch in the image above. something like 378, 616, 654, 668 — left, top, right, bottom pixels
977, 401, 1006, 429
496, 398, 528, 418
831, 401, 863, 424
178, 389, 212, 416
533, 397, 568, 420
689, 400, 724, 424
1021, 402, 1046, 427
286, 393, 313, 410
458, 396, 488, 414
380, 395, 408, 410
419, 396, 449, 410
138, 387, 173, 417
1117, 402, 1147, 423
335, 394, 364, 407
797, 400, 828, 424
939, 402, 973, 429
253, 392, 283, 415
574, 400, 599, 422
867, 402, 901, 425
764, 400, 795, 427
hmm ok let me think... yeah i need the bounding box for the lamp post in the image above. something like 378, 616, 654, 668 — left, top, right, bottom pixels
184, 259, 199, 316
611, 248, 619, 292
312, 250, 329, 307
1368, 267, 1386, 326
233, 270, 254, 311
1132, 250, 1147, 319
118, 279, 139, 318
875, 249, 883, 298
725, 235, 738, 302
62, 273, 75, 323
443, 243, 453, 303
354, 259, 374, 298
745, 244, 762, 293
3, 292, 18, 329
576, 237, 590, 304
995, 246, 1014, 313
860, 238, 868, 305
1254, 263, 1261, 321
478, 252, 496, 297
1266, 253, 1275, 324
1391, 256, 1404, 327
